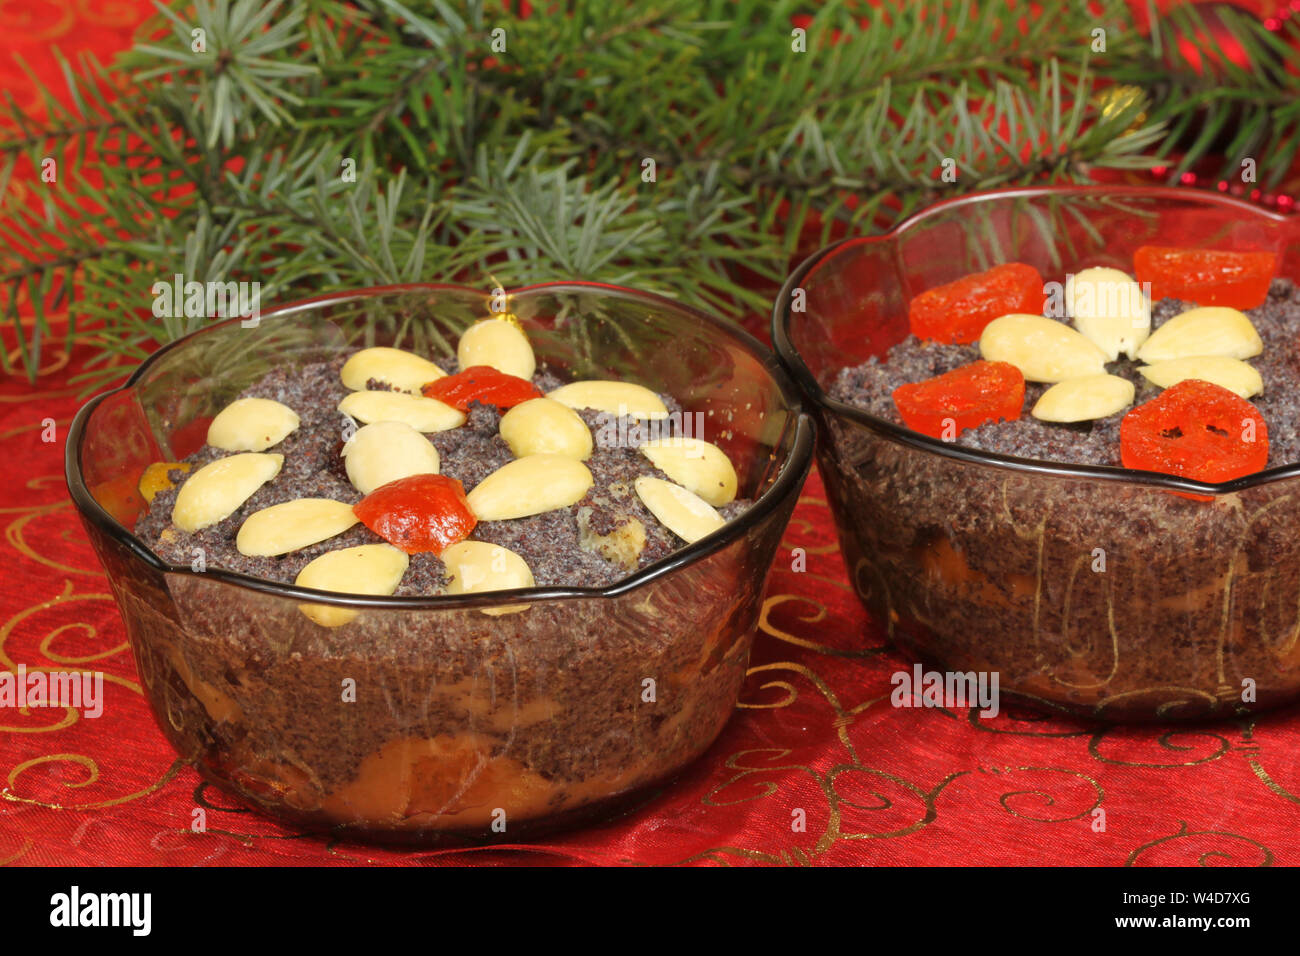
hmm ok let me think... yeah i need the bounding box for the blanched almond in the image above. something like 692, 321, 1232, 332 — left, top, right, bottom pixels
979, 313, 1109, 382
1135, 306, 1263, 363
635, 476, 725, 544
295, 544, 408, 627
1031, 374, 1135, 422
441, 541, 535, 594
206, 397, 300, 452
1065, 266, 1151, 361
458, 318, 536, 379
340, 346, 446, 393
1138, 356, 1263, 399
342, 421, 440, 494
236, 498, 359, 556
466, 454, 593, 520
639, 437, 738, 506
336, 390, 465, 433
172, 453, 283, 533
546, 380, 669, 420
498, 397, 593, 460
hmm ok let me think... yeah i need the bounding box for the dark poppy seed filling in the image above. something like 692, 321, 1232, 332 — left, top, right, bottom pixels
831, 278, 1300, 468
134, 351, 751, 594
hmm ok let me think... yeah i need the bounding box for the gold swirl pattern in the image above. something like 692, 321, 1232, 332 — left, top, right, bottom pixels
8, 442, 1300, 864
1088, 729, 1232, 768
986, 766, 1104, 823
0, 0, 77, 40
1126, 822, 1274, 867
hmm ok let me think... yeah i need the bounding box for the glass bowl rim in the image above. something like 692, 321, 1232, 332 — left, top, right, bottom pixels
65, 280, 815, 611
771, 183, 1300, 495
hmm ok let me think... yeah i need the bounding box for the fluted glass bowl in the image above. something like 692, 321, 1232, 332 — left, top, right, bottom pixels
773, 186, 1300, 722
66, 282, 813, 842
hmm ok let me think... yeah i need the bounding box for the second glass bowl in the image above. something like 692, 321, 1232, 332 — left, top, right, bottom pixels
774, 186, 1300, 722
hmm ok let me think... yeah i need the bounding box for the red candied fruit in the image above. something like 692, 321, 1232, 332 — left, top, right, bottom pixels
892, 360, 1025, 440
422, 365, 542, 411
1120, 379, 1268, 486
908, 262, 1044, 344
1133, 246, 1276, 310
354, 474, 477, 555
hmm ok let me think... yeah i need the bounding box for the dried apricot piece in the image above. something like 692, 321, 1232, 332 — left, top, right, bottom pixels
138, 461, 191, 505
354, 474, 477, 555
908, 262, 1044, 344
892, 360, 1025, 439
1133, 246, 1276, 310
421, 365, 542, 411
1120, 379, 1268, 484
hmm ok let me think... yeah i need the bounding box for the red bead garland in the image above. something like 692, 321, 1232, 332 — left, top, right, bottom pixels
1146, 165, 1299, 215
1143, 1, 1300, 214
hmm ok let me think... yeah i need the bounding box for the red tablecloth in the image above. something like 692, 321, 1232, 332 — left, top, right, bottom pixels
5, 1, 1300, 868
9, 354, 1300, 868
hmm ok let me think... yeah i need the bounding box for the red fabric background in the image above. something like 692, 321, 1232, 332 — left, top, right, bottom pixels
4, 2, 1300, 867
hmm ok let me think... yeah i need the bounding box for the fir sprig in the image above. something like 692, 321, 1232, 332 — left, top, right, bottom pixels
1109, 2, 1300, 184
127, 0, 320, 148
1, 0, 1294, 390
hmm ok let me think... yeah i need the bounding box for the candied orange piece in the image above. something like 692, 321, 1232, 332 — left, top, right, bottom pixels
422, 365, 542, 411
892, 360, 1025, 439
908, 263, 1044, 344
138, 461, 192, 505
1133, 246, 1276, 309
354, 474, 476, 555
1120, 379, 1268, 484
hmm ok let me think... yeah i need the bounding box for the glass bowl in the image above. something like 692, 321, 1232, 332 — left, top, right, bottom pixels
66, 282, 813, 843
773, 186, 1300, 722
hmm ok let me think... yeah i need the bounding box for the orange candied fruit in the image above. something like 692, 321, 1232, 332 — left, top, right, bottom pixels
908, 262, 1044, 345
1120, 379, 1268, 485
138, 461, 191, 505
1133, 246, 1276, 310
892, 360, 1025, 440
354, 474, 477, 555
422, 365, 542, 411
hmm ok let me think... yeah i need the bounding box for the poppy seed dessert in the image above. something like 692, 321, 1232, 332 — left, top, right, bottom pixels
118, 311, 777, 838
835, 246, 1285, 477
820, 246, 1300, 721
135, 318, 752, 605
833, 276, 1300, 473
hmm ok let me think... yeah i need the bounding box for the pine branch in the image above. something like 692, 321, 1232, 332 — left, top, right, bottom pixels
1105, 2, 1300, 185
1, 0, 1296, 391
